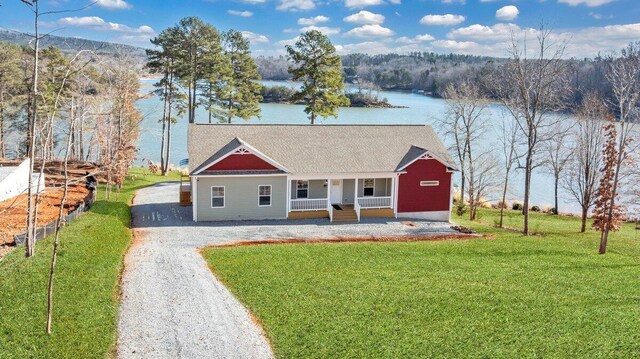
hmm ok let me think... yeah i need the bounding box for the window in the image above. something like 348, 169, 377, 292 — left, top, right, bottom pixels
258, 185, 271, 206
211, 186, 225, 208
420, 180, 439, 187
363, 179, 375, 197
296, 180, 308, 198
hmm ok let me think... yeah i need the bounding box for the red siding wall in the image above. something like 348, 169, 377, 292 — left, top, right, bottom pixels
397, 159, 452, 213
206, 154, 278, 171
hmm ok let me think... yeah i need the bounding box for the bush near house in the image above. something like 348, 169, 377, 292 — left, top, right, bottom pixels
203, 208, 640, 358
0, 168, 179, 358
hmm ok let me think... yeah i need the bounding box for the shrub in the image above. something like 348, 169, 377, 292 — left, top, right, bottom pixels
455, 202, 467, 216
531, 205, 541, 212
512, 202, 523, 211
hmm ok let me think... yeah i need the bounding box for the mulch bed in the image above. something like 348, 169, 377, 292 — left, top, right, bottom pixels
0, 185, 90, 251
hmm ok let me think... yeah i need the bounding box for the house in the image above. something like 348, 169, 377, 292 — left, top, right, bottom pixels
187, 124, 456, 223
0, 158, 45, 202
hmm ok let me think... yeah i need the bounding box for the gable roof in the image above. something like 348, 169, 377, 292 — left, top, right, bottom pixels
188, 124, 456, 175
191, 137, 289, 174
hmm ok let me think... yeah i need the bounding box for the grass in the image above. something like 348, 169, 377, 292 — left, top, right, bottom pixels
0, 167, 179, 359
202, 209, 640, 358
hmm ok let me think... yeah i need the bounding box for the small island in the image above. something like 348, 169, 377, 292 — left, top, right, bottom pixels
260, 84, 407, 109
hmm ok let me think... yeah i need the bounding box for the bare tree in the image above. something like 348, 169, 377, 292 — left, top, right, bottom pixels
19, 0, 94, 257
46, 107, 75, 334
492, 27, 570, 235
597, 43, 640, 254
563, 92, 607, 232
542, 120, 574, 215
439, 80, 491, 220
497, 114, 521, 228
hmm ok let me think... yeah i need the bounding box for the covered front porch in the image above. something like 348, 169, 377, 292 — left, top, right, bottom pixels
286, 175, 398, 222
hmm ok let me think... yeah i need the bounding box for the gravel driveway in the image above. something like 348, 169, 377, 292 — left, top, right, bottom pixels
117, 182, 459, 359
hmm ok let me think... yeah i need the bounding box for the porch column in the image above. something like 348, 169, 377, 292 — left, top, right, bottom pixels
354, 177, 360, 221
393, 174, 400, 218
286, 177, 291, 215
326, 179, 332, 222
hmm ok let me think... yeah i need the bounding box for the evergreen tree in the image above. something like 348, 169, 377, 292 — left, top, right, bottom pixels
221, 30, 262, 123
286, 30, 349, 124
173, 17, 226, 124
147, 26, 186, 175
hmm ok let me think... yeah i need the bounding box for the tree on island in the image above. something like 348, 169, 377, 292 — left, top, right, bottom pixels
286, 30, 349, 124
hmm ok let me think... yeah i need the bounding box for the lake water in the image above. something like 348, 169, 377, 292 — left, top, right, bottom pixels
136, 80, 581, 214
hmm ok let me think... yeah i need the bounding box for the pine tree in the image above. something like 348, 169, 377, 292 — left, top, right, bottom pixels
221, 30, 262, 123
286, 30, 349, 124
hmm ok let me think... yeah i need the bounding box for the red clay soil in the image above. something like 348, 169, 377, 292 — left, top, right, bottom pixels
0, 185, 90, 248
210, 234, 485, 249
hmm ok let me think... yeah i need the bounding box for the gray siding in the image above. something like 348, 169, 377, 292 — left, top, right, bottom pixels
196, 176, 287, 221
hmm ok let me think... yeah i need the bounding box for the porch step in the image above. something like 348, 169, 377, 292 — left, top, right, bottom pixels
332, 209, 358, 223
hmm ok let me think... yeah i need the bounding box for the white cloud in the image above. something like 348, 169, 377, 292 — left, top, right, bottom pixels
298, 15, 330, 25
420, 14, 466, 26
496, 5, 519, 21
396, 33, 435, 43
277, 0, 316, 11
96, 0, 131, 10
300, 25, 341, 35
277, 36, 300, 47
558, 0, 617, 6
241, 31, 270, 44
445, 22, 640, 57
57, 16, 154, 34
343, 10, 385, 24
345, 0, 384, 8
433, 39, 480, 52
447, 23, 522, 41
227, 10, 254, 17
344, 24, 395, 38
589, 12, 613, 19
389, 0, 401, 3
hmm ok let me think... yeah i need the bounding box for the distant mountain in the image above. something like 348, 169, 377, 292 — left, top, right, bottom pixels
0, 30, 147, 59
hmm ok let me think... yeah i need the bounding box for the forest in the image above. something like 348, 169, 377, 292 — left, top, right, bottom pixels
257, 51, 610, 105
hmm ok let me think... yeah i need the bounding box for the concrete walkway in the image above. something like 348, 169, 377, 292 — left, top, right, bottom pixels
117, 182, 459, 359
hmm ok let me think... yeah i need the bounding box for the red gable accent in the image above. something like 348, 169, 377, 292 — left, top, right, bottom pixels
206, 153, 278, 171
397, 159, 452, 212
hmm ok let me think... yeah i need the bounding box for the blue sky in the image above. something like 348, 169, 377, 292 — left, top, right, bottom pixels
1, 0, 639, 58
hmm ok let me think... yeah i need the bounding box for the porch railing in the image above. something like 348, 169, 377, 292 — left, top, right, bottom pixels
290, 198, 328, 211
357, 196, 392, 209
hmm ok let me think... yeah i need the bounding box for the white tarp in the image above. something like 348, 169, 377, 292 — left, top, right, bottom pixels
0, 159, 45, 202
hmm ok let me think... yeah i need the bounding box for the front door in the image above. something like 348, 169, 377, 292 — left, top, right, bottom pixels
330, 179, 342, 205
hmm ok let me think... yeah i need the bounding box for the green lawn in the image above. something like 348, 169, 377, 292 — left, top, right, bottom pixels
203, 209, 640, 358
0, 168, 179, 359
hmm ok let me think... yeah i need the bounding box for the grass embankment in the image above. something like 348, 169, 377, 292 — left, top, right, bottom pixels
0, 168, 179, 358
203, 209, 640, 358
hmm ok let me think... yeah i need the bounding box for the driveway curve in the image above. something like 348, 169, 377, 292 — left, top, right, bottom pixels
117, 182, 458, 358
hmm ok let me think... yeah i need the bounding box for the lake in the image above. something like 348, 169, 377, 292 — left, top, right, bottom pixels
136, 80, 581, 214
